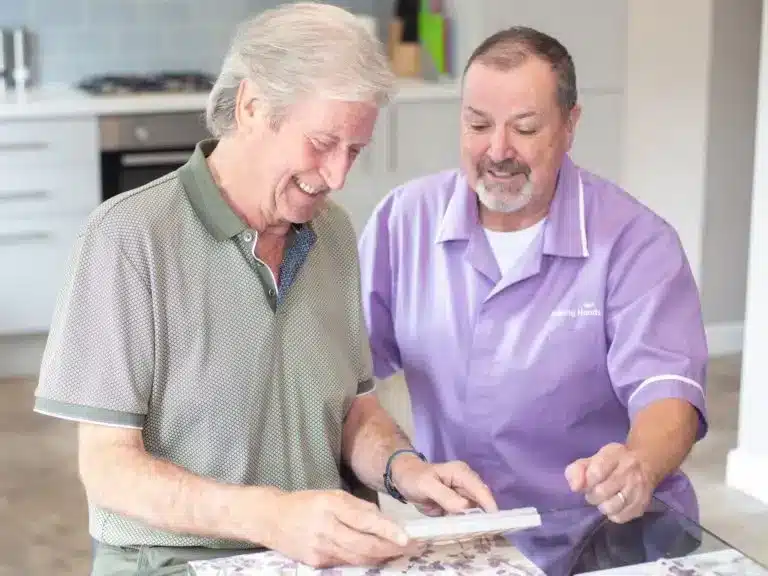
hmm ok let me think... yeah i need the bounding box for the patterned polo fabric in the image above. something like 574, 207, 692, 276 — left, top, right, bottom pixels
33, 139, 374, 549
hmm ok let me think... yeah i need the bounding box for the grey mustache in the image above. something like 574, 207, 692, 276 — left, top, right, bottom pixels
481, 159, 530, 175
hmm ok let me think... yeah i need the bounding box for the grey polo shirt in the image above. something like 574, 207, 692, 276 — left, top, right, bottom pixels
34, 139, 375, 549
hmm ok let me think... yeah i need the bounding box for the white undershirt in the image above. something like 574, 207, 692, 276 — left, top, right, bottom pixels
483, 219, 546, 275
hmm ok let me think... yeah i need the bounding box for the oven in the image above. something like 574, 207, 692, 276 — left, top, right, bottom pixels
99, 112, 211, 203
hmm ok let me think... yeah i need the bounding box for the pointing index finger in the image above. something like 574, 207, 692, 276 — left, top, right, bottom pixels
439, 464, 498, 513
421, 474, 472, 514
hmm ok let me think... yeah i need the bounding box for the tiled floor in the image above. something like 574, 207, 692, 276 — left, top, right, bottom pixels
1, 354, 766, 575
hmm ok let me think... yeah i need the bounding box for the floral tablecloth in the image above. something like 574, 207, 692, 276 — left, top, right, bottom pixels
188, 540, 768, 576
187, 535, 545, 575
579, 549, 767, 576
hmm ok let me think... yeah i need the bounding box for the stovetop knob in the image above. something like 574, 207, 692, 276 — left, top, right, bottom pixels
134, 125, 150, 142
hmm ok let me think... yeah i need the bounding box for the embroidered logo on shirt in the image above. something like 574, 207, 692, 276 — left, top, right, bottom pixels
551, 301, 602, 318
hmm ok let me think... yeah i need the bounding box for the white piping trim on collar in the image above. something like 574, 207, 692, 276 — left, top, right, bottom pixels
249, 231, 279, 297
577, 173, 589, 257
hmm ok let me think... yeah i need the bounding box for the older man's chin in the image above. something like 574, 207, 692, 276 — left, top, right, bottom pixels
286, 195, 330, 224
475, 181, 532, 214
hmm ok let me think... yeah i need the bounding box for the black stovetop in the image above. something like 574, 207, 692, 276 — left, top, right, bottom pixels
78, 71, 215, 95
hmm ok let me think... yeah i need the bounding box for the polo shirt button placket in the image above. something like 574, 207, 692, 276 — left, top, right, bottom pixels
464, 305, 497, 466
242, 230, 254, 243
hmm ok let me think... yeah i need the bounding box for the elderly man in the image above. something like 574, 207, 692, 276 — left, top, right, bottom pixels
359, 26, 707, 569
33, 4, 495, 575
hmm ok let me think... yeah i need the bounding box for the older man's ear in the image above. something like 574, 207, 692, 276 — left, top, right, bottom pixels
565, 103, 582, 150
233, 79, 265, 134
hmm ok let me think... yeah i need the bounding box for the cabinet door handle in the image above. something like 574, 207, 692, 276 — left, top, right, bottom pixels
121, 151, 192, 167
0, 142, 49, 152
0, 189, 49, 202
0, 231, 51, 245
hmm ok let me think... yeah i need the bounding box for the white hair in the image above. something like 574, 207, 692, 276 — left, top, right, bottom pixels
206, 2, 396, 136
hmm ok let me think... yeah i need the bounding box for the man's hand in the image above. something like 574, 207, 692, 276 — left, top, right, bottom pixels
258, 489, 420, 568
565, 443, 656, 524
390, 454, 498, 516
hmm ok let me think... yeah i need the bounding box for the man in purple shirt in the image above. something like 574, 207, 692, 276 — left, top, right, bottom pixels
358, 26, 707, 567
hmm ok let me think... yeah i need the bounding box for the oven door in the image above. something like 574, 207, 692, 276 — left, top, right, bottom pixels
98, 112, 210, 203
101, 149, 194, 202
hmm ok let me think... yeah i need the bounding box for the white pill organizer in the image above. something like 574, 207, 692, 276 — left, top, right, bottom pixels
402, 506, 542, 544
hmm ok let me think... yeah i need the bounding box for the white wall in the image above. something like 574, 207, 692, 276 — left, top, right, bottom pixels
623, 0, 713, 288
701, 0, 761, 328
725, 0, 768, 507
623, 0, 759, 354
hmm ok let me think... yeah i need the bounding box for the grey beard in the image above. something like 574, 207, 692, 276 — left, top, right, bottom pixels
475, 177, 534, 213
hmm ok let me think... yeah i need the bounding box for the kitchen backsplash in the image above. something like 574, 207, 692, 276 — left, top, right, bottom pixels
0, 0, 378, 86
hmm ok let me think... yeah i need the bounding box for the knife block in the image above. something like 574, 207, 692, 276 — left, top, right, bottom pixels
388, 18, 421, 78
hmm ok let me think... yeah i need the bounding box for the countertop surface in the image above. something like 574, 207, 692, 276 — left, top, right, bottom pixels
0, 78, 461, 121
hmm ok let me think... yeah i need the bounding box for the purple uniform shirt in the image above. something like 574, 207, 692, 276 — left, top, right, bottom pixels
359, 154, 708, 520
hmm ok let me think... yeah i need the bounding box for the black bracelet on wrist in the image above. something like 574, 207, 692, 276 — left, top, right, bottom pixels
383, 448, 427, 503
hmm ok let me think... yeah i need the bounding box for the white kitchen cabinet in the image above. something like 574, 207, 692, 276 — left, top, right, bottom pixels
0, 217, 83, 334
332, 106, 390, 237
0, 166, 100, 219
0, 116, 99, 335
335, 97, 462, 236
0, 118, 98, 167
385, 99, 462, 182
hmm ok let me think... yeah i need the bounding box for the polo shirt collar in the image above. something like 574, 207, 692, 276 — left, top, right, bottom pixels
435, 172, 479, 243
542, 154, 590, 258
436, 154, 589, 258
179, 139, 248, 242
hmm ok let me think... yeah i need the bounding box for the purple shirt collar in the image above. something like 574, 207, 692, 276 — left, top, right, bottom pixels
436, 154, 589, 259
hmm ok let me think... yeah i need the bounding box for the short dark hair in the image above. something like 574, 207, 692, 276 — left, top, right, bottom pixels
463, 26, 578, 113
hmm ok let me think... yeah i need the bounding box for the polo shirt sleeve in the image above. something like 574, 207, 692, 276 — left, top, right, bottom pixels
358, 194, 402, 380
605, 216, 708, 439
331, 210, 375, 398
352, 299, 376, 398
33, 227, 154, 429
350, 251, 375, 397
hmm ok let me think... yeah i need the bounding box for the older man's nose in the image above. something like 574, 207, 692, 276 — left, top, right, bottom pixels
322, 152, 351, 191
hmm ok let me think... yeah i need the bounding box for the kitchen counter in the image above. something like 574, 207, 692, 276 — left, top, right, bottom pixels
0, 78, 461, 120
0, 85, 211, 119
